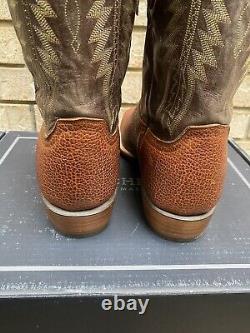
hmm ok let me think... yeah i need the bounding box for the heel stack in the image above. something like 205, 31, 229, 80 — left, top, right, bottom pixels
43, 193, 115, 237
142, 193, 214, 242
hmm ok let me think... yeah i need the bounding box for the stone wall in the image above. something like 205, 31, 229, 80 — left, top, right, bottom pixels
0, 0, 249, 154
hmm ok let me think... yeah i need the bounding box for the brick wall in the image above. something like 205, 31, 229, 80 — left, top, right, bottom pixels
0, 0, 250, 154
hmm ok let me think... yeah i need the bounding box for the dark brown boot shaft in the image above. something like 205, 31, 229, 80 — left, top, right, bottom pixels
140, 0, 250, 140
8, 0, 138, 135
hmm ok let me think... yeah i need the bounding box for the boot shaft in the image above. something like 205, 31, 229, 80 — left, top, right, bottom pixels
140, 0, 250, 140
8, 0, 138, 135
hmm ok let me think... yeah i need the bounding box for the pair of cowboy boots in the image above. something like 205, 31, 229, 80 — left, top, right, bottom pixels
8, 0, 250, 241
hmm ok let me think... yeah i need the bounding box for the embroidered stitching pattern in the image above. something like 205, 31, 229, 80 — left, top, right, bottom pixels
64, 0, 81, 55
154, 0, 189, 126
8, 1, 39, 72
163, 0, 187, 64
111, 0, 136, 128
87, 0, 113, 126
234, 3, 250, 59
30, 0, 60, 81
161, 0, 231, 134
109, 0, 120, 130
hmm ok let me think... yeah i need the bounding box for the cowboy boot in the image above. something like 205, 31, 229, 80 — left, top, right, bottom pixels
121, 0, 250, 241
8, 0, 138, 236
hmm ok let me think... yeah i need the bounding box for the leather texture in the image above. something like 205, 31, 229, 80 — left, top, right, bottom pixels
139, 124, 229, 216
36, 118, 119, 211
8, 0, 137, 135
120, 109, 229, 216
140, 0, 250, 140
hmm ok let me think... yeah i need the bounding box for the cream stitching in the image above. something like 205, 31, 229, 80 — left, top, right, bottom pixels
159, 0, 231, 135
30, 0, 60, 81
234, 3, 250, 59
87, 0, 113, 127
64, 0, 81, 55
109, 0, 120, 130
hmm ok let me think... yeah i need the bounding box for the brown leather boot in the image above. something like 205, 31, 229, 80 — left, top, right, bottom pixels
121, 0, 250, 241
8, 0, 137, 236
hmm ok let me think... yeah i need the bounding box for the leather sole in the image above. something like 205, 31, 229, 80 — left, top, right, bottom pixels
142, 191, 214, 242
42, 192, 116, 237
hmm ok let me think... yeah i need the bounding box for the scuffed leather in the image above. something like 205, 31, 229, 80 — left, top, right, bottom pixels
36, 119, 119, 211
139, 125, 229, 216
8, 0, 137, 135
140, 0, 250, 140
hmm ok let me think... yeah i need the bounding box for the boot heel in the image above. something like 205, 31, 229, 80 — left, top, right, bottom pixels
43, 194, 116, 237
142, 192, 214, 242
